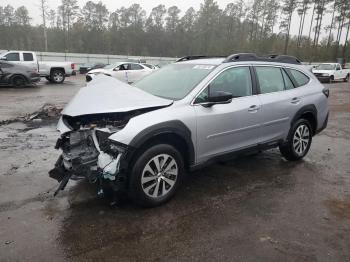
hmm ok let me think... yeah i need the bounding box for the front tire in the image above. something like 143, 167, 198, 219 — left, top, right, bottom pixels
11, 75, 27, 87
50, 69, 65, 84
279, 119, 312, 161
344, 74, 349, 82
128, 144, 185, 207
328, 76, 334, 83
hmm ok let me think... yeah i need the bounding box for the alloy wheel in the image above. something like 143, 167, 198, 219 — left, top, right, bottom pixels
141, 154, 178, 198
53, 72, 64, 82
293, 124, 310, 156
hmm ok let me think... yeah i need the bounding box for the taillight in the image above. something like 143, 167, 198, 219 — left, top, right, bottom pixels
323, 88, 329, 98
71, 63, 75, 70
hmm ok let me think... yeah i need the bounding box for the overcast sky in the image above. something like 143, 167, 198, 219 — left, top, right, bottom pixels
2, 0, 343, 42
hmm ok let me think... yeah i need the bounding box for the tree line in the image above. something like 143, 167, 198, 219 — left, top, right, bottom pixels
0, 0, 349, 62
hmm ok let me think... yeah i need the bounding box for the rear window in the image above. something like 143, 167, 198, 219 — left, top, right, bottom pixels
289, 69, 310, 87
130, 64, 143, 70
23, 53, 34, 61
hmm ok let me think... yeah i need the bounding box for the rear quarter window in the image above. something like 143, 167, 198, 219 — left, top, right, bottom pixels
289, 69, 310, 87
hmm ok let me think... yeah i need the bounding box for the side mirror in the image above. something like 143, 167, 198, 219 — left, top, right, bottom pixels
113, 67, 118, 71
202, 91, 232, 107
0, 57, 7, 61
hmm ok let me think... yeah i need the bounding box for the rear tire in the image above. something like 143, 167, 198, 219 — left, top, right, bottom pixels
128, 144, 185, 207
11, 75, 27, 87
279, 119, 312, 161
344, 74, 349, 82
50, 69, 65, 84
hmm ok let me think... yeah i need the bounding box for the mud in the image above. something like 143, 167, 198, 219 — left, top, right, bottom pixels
0, 78, 350, 261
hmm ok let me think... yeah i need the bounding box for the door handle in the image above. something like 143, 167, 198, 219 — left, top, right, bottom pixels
291, 97, 301, 104
248, 105, 260, 112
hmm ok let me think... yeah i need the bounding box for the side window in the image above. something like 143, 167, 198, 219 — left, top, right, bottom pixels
282, 69, 294, 90
118, 64, 128, 71
336, 64, 341, 70
289, 69, 310, 87
194, 67, 252, 103
5, 52, 20, 61
23, 53, 34, 61
194, 87, 209, 104
256, 67, 285, 94
211, 67, 252, 97
130, 64, 143, 70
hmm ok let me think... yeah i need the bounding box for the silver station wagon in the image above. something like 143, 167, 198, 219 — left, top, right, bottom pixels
50, 53, 329, 207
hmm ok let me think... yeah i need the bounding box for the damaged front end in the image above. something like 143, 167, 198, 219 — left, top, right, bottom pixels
49, 75, 173, 196
49, 113, 133, 196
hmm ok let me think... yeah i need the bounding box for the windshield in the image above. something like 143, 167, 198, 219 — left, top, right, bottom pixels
103, 63, 121, 69
316, 64, 336, 70
134, 63, 216, 100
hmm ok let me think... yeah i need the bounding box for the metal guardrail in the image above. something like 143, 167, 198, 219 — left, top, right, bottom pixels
35, 51, 176, 67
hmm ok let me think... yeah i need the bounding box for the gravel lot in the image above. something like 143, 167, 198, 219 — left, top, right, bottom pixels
0, 76, 350, 261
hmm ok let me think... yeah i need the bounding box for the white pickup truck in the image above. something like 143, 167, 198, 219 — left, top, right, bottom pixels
0, 50, 76, 84
312, 63, 350, 83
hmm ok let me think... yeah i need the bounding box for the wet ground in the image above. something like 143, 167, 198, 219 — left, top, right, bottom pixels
0, 77, 350, 261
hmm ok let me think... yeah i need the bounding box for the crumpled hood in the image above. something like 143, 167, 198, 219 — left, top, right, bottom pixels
62, 75, 173, 117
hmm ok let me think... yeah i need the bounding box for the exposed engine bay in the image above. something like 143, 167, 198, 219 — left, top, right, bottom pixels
49, 112, 138, 197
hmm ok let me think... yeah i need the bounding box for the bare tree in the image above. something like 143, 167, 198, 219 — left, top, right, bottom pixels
326, 0, 337, 47
280, 0, 298, 54
39, 0, 48, 51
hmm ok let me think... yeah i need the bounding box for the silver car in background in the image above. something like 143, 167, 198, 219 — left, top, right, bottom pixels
50, 54, 329, 207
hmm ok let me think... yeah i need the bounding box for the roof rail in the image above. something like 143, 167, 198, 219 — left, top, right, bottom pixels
266, 55, 301, 64
223, 53, 258, 63
223, 53, 301, 65
176, 55, 225, 62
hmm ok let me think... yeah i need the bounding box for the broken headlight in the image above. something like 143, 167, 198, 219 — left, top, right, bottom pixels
96, 130, 127, 155
108, 141, 127, 154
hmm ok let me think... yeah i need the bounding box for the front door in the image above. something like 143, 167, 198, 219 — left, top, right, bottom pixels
194, 66, 262, 163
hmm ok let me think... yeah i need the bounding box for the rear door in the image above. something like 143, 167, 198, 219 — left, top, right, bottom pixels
129, 63, 147, 83
194, 66, 262, 163
20, 52, 37, 71
255, 66, 303, 143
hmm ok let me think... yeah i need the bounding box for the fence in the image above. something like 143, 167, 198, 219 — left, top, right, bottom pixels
35, 51, 176, 67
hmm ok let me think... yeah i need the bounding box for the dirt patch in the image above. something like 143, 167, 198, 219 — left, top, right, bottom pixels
325, 197, 350, 220
0, 104, 62, 126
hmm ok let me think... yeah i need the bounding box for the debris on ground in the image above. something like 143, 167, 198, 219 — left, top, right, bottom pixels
259, 236, 278, 244
4, 165, 19, 176
0, 104, 62, 126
